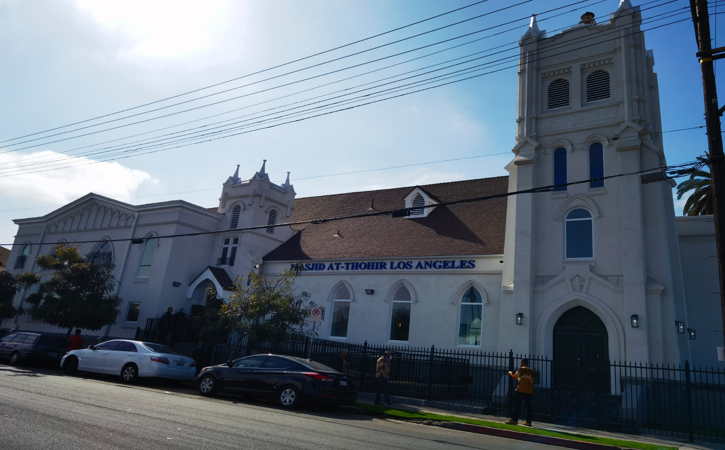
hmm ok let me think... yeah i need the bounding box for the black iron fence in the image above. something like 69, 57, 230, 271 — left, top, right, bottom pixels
199, 336, 725, 442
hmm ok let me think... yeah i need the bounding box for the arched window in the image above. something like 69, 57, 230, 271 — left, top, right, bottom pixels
88, 239, 113, 268
554, 147, 567, 191
14, 244, 31, 269
589, 143, 604, 188
266, 209, 277, 234
230, 205, 241, 229
390, 285, 412, 341
330, 283, 352, 338
586, 70, 610, 102
458, 286, 483, 345
137, 236, 159, 278
411, 193, 425, 216
565, 209, 593, 259
548, 78, 569, 109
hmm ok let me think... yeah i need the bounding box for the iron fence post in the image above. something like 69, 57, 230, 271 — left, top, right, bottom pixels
427, 345, 435, 400
360, 341, 368, 390
685, 360, 694, 442
508, 350, 515, 416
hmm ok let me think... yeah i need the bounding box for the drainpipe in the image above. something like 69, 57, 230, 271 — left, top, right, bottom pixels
103, 212, 140, 337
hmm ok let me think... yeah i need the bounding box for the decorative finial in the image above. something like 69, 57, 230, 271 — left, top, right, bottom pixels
618, 0, 632, 9
522, 14, 543, 41
284, 171, 291, 185
225, 163, 241, 184
252, 159, 270, 182
233, 164, 240, 178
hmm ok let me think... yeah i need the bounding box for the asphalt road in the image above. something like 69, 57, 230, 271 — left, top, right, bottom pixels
0, 364, 559, 450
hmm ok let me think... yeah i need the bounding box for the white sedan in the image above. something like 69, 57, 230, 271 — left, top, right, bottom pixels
60, 339, 196, 383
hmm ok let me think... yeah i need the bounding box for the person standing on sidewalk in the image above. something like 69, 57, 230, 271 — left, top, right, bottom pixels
375, 351, 392, 405
67, 329, 84, 351
506, 358, 535, 426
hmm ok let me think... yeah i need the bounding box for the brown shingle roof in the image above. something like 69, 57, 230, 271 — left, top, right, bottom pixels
264, 176, 508, 261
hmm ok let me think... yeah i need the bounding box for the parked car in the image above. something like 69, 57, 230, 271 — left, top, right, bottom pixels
197, 353, 357, 408
0, 331, 69, 366
60, 339, 196, 383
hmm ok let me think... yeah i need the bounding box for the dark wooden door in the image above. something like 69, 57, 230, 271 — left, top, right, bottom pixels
553, 306, 610, 393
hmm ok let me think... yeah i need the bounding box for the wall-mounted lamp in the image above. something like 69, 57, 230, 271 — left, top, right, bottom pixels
688, 328, 697, 340
630, 314, 640, 328
675, 321, 686, 334
172, 281, 182, 287
364, 289, 375, 295
515, 313, 524, 326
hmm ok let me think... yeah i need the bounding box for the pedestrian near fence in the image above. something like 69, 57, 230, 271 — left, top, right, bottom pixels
375, 351, 392, 405
506, 358, 535, 426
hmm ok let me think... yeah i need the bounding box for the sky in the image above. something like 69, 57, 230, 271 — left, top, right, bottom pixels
0, 0, 722, 248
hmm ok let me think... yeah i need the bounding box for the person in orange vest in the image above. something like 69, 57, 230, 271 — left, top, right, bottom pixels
505, 358, 535, 426
67, 329, 84, 351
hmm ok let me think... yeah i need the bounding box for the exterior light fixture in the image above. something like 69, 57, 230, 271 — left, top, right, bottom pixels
675, 321, 686, 334
515, 313, 524, 326
688, 328, 697, 340
630, 314, 640, 328
364, 289, 375, 295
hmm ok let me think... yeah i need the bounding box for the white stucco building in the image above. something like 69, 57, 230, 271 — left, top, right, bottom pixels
3, 2, 723, 367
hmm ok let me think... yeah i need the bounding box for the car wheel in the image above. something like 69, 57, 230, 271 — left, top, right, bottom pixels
120, 364, 138, 384
63, 356, 78, 375
8, 352, 21, 366
198, 375, 218, 396
279, 386, 299, 408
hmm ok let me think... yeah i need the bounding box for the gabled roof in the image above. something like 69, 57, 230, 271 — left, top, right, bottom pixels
264, 176, 508, 261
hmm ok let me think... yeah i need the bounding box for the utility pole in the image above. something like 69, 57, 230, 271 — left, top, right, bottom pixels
690, 0, 725, 355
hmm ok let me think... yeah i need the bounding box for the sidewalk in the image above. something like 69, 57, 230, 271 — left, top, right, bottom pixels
356, 392, 723, 450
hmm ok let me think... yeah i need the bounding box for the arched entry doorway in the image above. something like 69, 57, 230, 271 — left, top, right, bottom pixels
553, 306, 610, 393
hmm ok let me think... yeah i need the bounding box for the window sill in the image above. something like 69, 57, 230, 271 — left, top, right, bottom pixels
564, 258, 594, 263
457, 343, 482, 348
388, 340, 410, 345
328, 336, 349, 341
134, 278, 150, 284
588, 186, 607, 195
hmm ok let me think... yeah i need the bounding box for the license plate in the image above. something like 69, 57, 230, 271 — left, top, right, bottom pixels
339, 380, 348, 386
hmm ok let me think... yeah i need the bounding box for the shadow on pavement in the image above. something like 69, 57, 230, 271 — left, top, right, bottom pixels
0, 363, 374, 422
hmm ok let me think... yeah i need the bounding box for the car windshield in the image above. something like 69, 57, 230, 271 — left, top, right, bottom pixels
142, 342, 178, 354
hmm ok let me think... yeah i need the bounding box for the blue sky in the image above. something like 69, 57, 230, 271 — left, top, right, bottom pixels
0, 0, 720, 247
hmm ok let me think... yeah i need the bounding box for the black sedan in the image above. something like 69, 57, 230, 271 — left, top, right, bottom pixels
197, 353, 357, 408
0, 331, 69, 366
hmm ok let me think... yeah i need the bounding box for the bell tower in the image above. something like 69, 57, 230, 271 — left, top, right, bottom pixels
501, 2, 689, 363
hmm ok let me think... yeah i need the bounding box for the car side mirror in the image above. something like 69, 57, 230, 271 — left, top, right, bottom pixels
88, 345, 96, 350
226, 360, 233, 367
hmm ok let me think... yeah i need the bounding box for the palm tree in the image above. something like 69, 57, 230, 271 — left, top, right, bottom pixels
676, 167, 713, 216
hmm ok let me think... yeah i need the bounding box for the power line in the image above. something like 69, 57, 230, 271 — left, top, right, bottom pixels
8, 0, 616, 166
0, 5, 689, 178
0, 159, 705, 247
0, 0, 494, 145
0, 0, 533, 147
0, 10, 691, 178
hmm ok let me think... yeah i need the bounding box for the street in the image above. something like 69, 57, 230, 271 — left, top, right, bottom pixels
0, 364, 557, 450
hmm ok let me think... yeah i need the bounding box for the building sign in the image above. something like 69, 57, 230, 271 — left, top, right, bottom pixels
291, 259, 476, 272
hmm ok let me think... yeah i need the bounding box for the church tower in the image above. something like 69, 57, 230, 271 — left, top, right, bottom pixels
501, 2, 689, 364
213, 160, 296, 281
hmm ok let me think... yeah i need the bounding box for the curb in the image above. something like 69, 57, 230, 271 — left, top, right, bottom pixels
436, 422, 621, 450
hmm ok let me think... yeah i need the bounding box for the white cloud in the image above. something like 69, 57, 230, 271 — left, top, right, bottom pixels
0, 150, 154, 206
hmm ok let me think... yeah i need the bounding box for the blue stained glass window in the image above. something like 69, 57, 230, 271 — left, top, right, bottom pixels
566, 209, 593, 259
554, 148, 567, 191
589, 143, 604, 188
